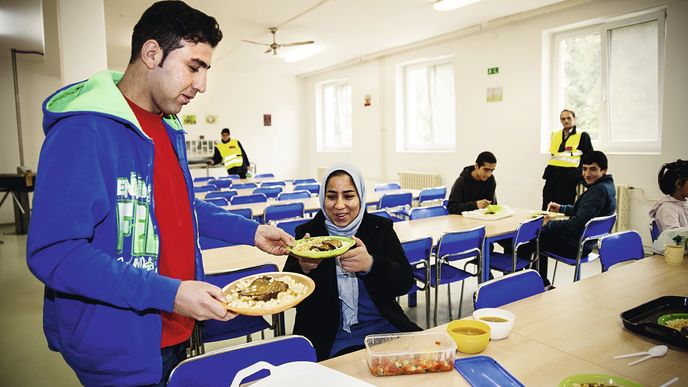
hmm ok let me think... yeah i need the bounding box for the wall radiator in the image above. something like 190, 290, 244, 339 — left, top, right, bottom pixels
398, 171, 442, 190
614, 184, 630, 233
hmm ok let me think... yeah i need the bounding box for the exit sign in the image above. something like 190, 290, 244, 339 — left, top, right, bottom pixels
487, 67, 499, 75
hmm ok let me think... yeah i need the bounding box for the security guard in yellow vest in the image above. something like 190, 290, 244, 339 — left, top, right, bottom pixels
208, 128, 250, 178
542, 109, 593, 210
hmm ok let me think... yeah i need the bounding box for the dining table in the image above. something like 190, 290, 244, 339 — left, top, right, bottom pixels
320, 255, 688, 386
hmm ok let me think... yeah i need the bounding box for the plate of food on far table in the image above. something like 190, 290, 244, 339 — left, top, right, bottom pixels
532, 210, 566, 219
462, 205, 515, 221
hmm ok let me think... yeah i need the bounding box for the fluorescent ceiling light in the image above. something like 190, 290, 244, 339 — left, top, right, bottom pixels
283, 44, 325, 63
433, 0, 483, 12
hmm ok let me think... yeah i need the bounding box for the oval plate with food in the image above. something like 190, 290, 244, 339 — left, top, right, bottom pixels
223, 272, 315, 316
532, 210, 565, 218
289, 236, 356, 259
658, 312, 688, 334
558, 373, 642, 387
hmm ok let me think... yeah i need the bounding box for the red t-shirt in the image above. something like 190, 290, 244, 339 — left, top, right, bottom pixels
126, 98, 195, 348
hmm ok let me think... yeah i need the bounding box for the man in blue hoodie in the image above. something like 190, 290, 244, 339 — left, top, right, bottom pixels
27, 2, 293, 385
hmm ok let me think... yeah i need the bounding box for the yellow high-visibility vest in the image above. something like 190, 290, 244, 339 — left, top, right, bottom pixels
547, 131, 583, 168
216, 138, 243, 169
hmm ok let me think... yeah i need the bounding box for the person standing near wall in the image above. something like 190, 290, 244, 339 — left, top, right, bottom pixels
208, 128, 250, 178
542, 109, 593, 210
26, 2, 292, 385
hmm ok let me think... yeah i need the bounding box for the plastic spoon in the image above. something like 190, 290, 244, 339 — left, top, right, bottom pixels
615, 345, 668, 366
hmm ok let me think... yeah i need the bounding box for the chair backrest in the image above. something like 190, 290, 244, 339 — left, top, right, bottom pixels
294, 183, 320, 195
293, 178, 318, 185
194, 176, 213, 183
227, 208, 252, 219
204, 197, 228, 206
369, 209, 402, 222
232, 182, 258, 190
202, 264, 278, 343
168, 335, 316, 387
194, 184, 218, 193
205, 190, 238, 200
579, 213, 617, 253
401, 236, 433, 266
254, 173, 275, 179
276, 217, 311, 237
264, 202, 305, 223
598, 230, 645, 272
374, 182, 401, 192
260, 181, 286, 187
513, 216, 544, 250
418, 186, 447, 204
209, 179, 232, 189
253, 186, 283, 198
650, 219, 660, 241
230, 193, 267, 205
378, 192, 413, 210
278, 190, 311, 201
227, 174, 241, 179
474, 269, 545, 309
409, 205, 448, 220
436, 226, 486, 263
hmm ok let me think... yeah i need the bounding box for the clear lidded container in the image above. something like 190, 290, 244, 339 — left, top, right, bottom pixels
364, 331, 456, 376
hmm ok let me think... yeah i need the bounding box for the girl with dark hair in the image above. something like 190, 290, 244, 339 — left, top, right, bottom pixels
649, 159, 688, 232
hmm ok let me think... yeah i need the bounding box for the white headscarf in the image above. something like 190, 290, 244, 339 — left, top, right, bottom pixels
319, 163, 367, 332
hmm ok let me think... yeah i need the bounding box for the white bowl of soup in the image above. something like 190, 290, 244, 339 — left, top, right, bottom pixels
472, 308, 515, 340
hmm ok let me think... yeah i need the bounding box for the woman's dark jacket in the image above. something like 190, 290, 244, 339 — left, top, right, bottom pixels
283, 211, 422, 360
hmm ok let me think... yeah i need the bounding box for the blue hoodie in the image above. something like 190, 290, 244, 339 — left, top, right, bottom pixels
27, 70, 259, 386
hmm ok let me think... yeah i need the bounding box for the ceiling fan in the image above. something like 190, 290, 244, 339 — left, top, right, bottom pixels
241, 27, 315, 55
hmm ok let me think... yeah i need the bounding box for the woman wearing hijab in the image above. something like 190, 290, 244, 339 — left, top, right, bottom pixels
283, 163, 421, 360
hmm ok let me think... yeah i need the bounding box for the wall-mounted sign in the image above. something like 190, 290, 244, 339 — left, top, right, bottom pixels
263, 114, 272, 126
487, 67, 499, 75
182, 115, 197, 125
486, 87, 503, 103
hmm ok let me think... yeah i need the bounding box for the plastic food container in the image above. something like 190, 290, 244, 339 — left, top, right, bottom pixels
365, 331, 456, 376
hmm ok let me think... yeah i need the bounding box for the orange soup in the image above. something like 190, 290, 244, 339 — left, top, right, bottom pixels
479, 316, 508, 323
450, 327, 486, 336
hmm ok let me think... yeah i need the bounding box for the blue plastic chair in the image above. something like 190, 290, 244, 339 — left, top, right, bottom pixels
228, 208, 253, 219
260, 181, 286, 187
277, 190, 311, 201
194, 176, 213, 183
276, 217, 311, 237
418, 186, 447, 205
227, 174, 241, 179
401, 236, 433, 328
473, 269, 545, 309
650, 219, 660, 242
488, 216, 544, 274
168, 335, 316, 387
202, 264, 279, 346
232, 183, 258, 190
431, 226, 485, 325
543, 213, 617, 283
253, 187, 283, 199
378, 192, 413, 219
264, 202, 305, 224
254, 173, 275, 179
294, 183, 320, 195
293, 178, 318, 185
374, 182, 401, 192
369, 209, 404, 222
230, 193, 267, 205
409, 205, 448, 220
205, 197, 228, 206
209, 179, 232, 189
195, 184, 219, 193
205, 190, 238, 201
598, 230, 645, 272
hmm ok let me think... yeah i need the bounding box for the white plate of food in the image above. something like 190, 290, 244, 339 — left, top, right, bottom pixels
462, 205, 515, 221
222, 272, 315, 316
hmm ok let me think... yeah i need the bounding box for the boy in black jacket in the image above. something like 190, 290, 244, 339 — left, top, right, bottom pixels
447, 151, 498, 214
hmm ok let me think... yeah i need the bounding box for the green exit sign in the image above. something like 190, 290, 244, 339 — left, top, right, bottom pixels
487, 67, 499, 75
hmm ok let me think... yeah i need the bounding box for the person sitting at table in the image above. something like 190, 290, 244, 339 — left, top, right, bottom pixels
649, 159, 688, 232
283, 162, 421, 360
532, 150, 616, 287
447, 151, 498, 214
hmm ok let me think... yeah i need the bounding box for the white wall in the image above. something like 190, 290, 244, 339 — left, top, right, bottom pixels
301, 0, 688, 247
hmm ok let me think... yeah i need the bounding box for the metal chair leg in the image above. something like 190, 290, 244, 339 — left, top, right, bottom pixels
447, 283, 453, 321
551, 259, 558, 285
458, 281, 466, 319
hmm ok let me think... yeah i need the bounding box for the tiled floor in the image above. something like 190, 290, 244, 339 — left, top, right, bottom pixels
0, 223, 594, 386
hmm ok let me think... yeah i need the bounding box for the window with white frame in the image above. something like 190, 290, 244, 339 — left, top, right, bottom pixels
546, 10, 664, 153
397, 58, 456, 151
316, 79, 352, 151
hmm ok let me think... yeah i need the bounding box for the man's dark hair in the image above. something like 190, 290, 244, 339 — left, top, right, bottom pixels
475, 151, 497, 167
581, 150, 608, 170
129, 1, 223, 65
221, 128, 230, 135
561, 109, 576, 118
658, 159, 688, 195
